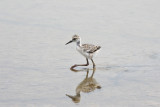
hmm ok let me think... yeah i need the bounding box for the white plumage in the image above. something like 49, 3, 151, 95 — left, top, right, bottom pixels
66, 35, 101, 68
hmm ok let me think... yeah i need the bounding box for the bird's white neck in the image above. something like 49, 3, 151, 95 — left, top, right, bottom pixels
76, 40, 81, 47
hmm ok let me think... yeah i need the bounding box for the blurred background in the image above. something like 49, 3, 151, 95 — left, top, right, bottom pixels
0, 0, 160, 107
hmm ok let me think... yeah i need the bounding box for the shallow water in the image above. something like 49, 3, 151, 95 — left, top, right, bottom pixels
0, 0, 160, 107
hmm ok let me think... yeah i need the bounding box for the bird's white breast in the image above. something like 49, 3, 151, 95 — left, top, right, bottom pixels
76, 46, 94, 59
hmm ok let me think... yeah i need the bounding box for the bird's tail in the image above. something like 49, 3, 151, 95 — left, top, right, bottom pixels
97, 46, 101, 50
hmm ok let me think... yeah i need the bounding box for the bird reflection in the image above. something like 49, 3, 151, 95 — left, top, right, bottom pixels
66, 68, 101, 103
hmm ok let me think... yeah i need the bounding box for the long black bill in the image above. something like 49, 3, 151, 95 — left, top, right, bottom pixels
65, 40, 73, 45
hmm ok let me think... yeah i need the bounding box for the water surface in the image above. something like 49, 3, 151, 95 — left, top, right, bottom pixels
0, 0, 160, 107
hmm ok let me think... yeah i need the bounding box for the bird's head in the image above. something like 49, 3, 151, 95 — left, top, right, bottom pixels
65, 34, 80, 45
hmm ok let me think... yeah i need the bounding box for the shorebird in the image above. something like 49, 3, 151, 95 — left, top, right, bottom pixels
65, 35, 101, 68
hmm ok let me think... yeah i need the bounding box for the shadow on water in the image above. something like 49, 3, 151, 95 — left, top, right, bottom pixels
66, 68, 101, 103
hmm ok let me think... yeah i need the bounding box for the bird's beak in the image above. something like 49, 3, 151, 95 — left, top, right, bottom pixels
65, 40, 73, 45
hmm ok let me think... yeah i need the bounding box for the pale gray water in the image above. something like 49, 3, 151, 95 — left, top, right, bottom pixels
0, 0, 160, 107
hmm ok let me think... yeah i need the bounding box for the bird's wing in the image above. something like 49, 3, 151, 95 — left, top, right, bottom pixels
82, 44, 101, 53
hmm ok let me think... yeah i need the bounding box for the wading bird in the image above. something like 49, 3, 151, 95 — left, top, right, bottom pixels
66, 35, 101, 68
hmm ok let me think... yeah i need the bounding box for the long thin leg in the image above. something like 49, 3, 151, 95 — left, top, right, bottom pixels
91, 59, 96, 68
71, 58, 89, 69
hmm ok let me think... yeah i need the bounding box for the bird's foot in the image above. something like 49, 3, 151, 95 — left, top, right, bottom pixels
70, 63, 90, 70
71, 64, 77, 69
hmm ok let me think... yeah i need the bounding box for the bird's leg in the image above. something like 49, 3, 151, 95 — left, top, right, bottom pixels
71, 58, 89, 69
91, 59, 96, 68
85, 58, 89, 66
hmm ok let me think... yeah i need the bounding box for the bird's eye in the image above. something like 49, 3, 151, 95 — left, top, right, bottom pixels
73, 38, 76, 40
